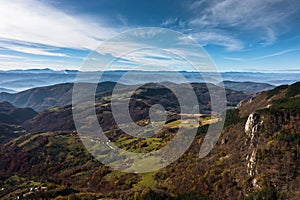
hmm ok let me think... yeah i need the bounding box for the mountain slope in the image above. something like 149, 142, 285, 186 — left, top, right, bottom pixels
0, 82, 123, 112
219, 81, 275, 93
152, 82, 300, 199
23, 82, 250, 134
0, 101, 37, 124
0, 102, 36, 144
1, 82, 299, 199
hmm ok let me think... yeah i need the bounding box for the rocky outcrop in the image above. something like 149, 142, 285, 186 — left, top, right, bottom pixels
245, 113, 261, 144
247, 149, 257, 177
245, 113, 263, 187
237, 97, 254, 108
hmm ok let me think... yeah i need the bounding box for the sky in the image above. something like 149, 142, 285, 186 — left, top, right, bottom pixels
0, 0, 300, 72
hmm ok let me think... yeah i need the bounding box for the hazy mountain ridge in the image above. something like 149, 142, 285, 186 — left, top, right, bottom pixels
1, 68, 78, 74
219, 81, 275, 93
0, 69, 299, 92
0, 71, 76, 92
0, 82, 123, 112
0, 88, 16, 93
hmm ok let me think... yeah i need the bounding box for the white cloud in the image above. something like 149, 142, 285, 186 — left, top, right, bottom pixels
190, 0, 298, 28
87, 39, 211, 71
223, 49, 299, 62
223, 57, 245, 61
0, 0, 117, 52
0, 41, 67, 57
0, 56, 81, 70
161, 18, 178, 27
188, 0, 300, 49
0, 54, 26, 60
94, 45, 192, 71
192, 31, 244, 51
250, 49, 299, 60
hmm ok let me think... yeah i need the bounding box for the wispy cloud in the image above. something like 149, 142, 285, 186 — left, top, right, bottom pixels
187, 0, 300, 50
86, 29, 212, 72
0, 0, 117, 55
161, 17, 188, 30
117, 14, 128, 27
0, 54, 82, 70
251, 49, 299, 60
224, 49, 299, 61
1, 0, 299, 71
0, 54, 26, 60
223, 57, 245, 61
0, 40, 68, 57
94, 44, 208, 71
161, 18, 179, 27
191, 31, 244, 51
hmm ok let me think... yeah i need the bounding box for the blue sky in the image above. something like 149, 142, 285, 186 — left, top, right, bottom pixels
0, 0, 300, 72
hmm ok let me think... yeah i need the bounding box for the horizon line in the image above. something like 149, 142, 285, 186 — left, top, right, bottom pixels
1, 68, 300, 74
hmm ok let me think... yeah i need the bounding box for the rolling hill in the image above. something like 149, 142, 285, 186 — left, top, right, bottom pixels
0, 82, 250, 113
22, 82, 250, 133
0, 102, 37, 144
0, 101, 37, 124
219, 81, 275, 93
0, 82, 123, 112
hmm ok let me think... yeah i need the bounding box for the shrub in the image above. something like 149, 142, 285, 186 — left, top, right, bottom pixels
243, 187, 285, 200
224, 109, 245, 127
274, 130, 300, 145
176, 192, 211, 200
286, 82, 300, 98
266, 85, 288, 99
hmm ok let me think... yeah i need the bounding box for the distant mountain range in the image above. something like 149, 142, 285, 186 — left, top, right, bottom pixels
0, 69, 299, 92
1, 68, 78, 74
0, 88, 15, 93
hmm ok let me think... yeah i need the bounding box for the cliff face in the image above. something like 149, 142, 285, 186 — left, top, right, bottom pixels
241, 111, 300, 197
245, 113, 261, 142
240, 83, 300, 197
245, 112, 265, 180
